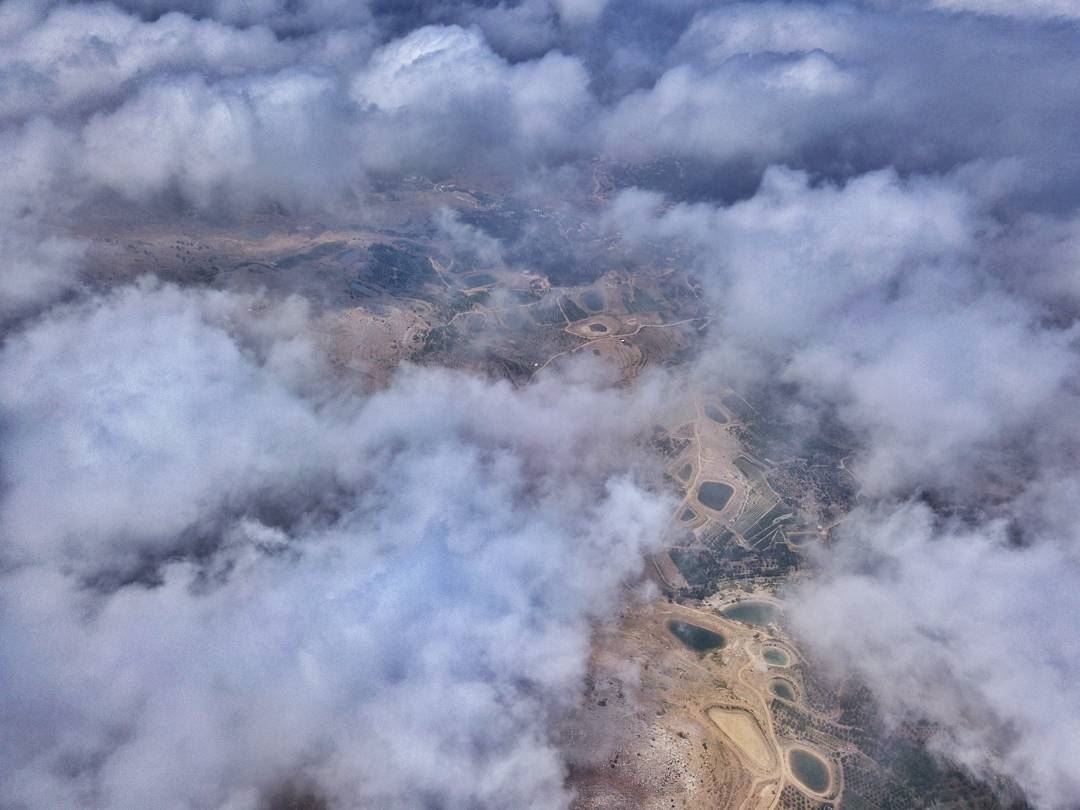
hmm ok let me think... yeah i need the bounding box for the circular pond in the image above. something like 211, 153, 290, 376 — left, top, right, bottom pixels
762, 646, 790, 667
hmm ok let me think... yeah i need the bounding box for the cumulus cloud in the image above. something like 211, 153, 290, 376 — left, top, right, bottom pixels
106, 0, 374, 33
2, 0, 1080, 806
0, 4, 294, 121
600, 1, 1080, 197
602, 49, 862, 166
0, 224, 85, 318
0, 118, 86, 315
0, 8, 598, 311
669, 2, 857, 64
351, 24, 593, 172
0, 281, 671, 809
552, 0, 610, 26
790, 502, 1080, 808
605, 165, 1080, 493
602, 159, 1080, 804
81, 71, 360, 209
928, 0, 1080, 21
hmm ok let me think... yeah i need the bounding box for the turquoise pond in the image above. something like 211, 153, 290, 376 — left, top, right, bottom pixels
789, 749, 830, 793
762, 647, 790, 666
769, 678, 796, 701
721, 601, 780, 626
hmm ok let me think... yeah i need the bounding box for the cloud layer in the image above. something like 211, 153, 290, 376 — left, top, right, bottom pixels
0, 282, 670, 809
2, 1, 1080, 807
790, 501, 1080, 807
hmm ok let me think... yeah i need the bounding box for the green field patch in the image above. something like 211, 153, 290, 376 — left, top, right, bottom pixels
559, 296, 589, 322
531, 297, 568, 325
734, 455, 768, 484
622, 285, 661, 314
744, 505, 795, 548
275, 241, 348, 269
705, 404, 729, 424
721, 393, 756, 422
367, 243, 434, 293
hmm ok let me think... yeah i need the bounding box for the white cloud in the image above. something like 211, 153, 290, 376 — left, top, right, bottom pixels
554, 0, 610, 26
605, 159, 1080, 805
2, 2, 1080, 806
0, 5, 292, 120
351, 25, 593, 169
0, 281, 672, 809
603, 166, 1080, 494
602, 53, 862, 164
671, 2, 857, 66
930, 0, 1080, 20
790, 502, 1080, 808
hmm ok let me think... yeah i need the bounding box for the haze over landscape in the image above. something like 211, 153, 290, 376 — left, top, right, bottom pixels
1, 1, 1078, 809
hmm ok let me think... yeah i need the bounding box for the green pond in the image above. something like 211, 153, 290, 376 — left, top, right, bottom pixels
769, 679, 796, 701
677, 463, 692, 481
582, 290, 604, 311
680, 507, 696, 521
588, 322, 608, 333
762, 647, 790, 666
789, 749, 830, 794
721, 600, 779, 626
697, 481, 734, 511
704, 404, 728, 424
668, 620, 726, 652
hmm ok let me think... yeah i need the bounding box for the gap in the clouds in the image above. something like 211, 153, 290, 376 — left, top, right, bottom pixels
6, 1, 1080, 806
